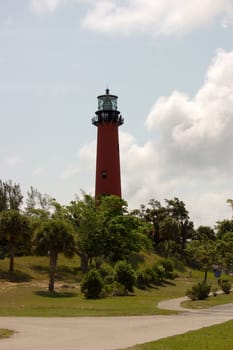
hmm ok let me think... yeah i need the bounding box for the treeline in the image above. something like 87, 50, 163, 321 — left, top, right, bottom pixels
0, 179, 233, 296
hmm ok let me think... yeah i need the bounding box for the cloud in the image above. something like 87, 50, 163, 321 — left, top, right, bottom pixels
33, 167, 47, 176
59, 165, 80, 179
6, 156, 23, 166
81, 0, 231, 36
29, 0, 66, 13
29, 0, 232, 37
79, 49, 233, 226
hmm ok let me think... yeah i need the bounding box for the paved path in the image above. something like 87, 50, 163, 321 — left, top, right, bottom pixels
0, 299, 233, 350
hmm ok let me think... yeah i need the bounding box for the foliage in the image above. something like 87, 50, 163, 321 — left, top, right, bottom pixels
138, 197, 194, 258
220, 280, 232, 294
186, 282, 211, 301
136, 259, 174, 289
34, 218, 76, 292
0, 210, 30, 271
67, 194, 150, 272
81, 269, 104, 299
136, 269, 154, 289
185, 239, 216, 282
159, 258, 175, 279
0, 179, 23, 211
114, 260, 137, 293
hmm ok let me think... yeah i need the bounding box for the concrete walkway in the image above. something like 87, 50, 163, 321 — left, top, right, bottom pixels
0, 299, 233, 350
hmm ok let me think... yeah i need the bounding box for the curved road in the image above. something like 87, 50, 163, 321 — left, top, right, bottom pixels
0, 298, 233, 350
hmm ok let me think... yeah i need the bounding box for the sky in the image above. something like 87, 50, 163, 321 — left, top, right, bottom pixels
1, 0, 233, 227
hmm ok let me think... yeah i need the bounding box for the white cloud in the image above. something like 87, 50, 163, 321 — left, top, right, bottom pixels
29, 0, 232, 37
33, 167, 47, 176
81, 0, 231, 36
59, 165, 80, 179
79, 49, 233, 226
6, 156, 23, 166
29, 0, 66, 13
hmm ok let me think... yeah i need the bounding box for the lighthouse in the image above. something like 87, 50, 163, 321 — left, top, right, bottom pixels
92, 89, 124, 198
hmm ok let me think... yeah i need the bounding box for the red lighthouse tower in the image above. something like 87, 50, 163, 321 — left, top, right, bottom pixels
92, 89, 124, 198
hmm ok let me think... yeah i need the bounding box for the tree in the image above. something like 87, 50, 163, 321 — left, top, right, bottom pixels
216, 219, 233, 272
143, 199, 167, 245
67, 195, 103, 272
0, 180, 23, 211
67, 194, 150, 271
165, 197, 194, 252
34, 218, 76, 292
185, 239, 216, 282
0, 210, 30, 271
159, 216, 180, 257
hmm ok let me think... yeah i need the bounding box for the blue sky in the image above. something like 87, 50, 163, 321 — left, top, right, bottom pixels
1, 0, 233, 226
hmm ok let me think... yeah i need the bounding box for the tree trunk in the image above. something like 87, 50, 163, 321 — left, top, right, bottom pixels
204, 269, 208, 283
9, 242, 15, 272
80, 254, 89, 273
48, 251, 57, 292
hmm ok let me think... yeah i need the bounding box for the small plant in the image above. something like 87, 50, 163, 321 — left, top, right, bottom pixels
152, 263, 166, 281
136, 269, 154, 289
186, 282, 211, 301
81, 269, 104, 299
159, 258, 175, 279
112, 282, 127, 296
221, 280, 232, 294
114, 261, 136, 293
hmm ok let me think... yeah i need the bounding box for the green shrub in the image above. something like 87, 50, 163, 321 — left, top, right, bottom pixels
152, 263, 166, 281
81, 269, 104, 299
221, 280, 232, 294
114, 261, 136, 293
159, 258, 175, 279
186, 282, 211, 301
112, 281, 127, 296
99, 265, 114, 284
136, 269, 154, 289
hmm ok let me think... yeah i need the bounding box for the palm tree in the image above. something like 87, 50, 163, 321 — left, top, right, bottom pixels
34, 218, 76, 292
0, 210, 30, 272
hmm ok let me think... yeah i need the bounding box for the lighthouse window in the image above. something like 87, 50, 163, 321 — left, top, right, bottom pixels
102, 170, 107, 178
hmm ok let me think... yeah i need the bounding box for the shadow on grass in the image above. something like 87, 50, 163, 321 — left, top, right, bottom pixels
34, 290, 78, 298
55, 265, 82, 282
0, 269, 32, 282
31, 265, 82, 282
30, 265, 48, 274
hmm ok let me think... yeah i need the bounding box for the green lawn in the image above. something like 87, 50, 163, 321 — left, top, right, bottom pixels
119, 320, 233, 350
182, 292, 233, 309
0, 255, 231, 317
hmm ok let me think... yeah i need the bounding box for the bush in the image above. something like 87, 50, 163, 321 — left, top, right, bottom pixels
99, 265, 114, 284
159, 259, 175, 279
81, 269, 104, 299
112, 281, 127, 296
114, 261, 136, 293
221, 280, 232, 294
152, 263, 166, 281
136, 269, 154, 289
186, 282, 211, 301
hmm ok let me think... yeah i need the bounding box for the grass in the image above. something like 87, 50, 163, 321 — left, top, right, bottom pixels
0, 329, 14, 339
181, 292, 233, 309
0, 254, 231, 317
119, 320, 233, 350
